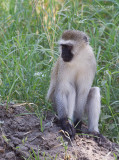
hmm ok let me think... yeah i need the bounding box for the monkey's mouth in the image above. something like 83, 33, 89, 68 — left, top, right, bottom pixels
61, 54, 73, 62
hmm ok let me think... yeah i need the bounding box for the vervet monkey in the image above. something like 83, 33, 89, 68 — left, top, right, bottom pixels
47, 30, 101, 138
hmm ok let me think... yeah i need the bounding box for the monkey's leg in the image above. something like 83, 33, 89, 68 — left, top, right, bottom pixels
86, 87, 101, 133
55, 88, 75, 138
86, 88, 107, 144
67, 87, 76, 125
74, 91, 89, 133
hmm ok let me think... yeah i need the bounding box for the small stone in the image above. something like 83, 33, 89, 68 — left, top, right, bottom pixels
16, 150, 29, 158
0, 147, 5, 153
19, 144, 28, 151
14, 132, 24, 139
5, 152, 15, 159
11, 137, 21, 145
72, 151, 76, 155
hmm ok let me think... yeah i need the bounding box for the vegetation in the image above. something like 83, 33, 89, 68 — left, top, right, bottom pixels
0, 0, 119, 143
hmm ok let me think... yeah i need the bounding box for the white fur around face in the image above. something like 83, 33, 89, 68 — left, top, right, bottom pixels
58, 39, 75, 57
58, 38, 90, 57
58, 39, 75, 46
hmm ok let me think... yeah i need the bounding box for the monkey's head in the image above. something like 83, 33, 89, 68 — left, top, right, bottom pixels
59, 30, 89, 62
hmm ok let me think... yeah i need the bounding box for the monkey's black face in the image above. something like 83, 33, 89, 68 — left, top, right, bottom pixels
61, 44, 73, 62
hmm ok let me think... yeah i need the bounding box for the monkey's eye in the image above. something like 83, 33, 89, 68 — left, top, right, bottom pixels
61, 44, 73, 50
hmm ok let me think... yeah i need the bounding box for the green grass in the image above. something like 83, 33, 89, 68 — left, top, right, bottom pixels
0, 0, 119, 143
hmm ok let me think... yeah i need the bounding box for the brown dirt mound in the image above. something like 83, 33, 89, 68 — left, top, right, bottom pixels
0, 104, 118, 160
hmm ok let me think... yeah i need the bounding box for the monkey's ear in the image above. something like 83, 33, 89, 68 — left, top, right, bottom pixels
83, 36, 89, 42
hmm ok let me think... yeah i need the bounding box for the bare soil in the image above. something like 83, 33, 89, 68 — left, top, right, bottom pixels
0, 104, 118, 160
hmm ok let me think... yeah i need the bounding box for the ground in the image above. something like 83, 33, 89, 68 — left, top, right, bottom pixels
0, 104, 118, 160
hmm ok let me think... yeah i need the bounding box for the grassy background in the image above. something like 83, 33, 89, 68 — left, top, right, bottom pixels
0, 0, 119, 142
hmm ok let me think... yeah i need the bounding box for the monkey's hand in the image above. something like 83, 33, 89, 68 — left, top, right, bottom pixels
60, 118, 75, 139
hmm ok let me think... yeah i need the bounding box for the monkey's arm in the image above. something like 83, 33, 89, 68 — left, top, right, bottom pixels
46, 59, 59, 101
55, 87, 75, 138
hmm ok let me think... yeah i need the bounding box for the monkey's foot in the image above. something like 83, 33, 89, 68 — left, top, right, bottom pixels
60, 118, 75, 139
89, 131, 107, 146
